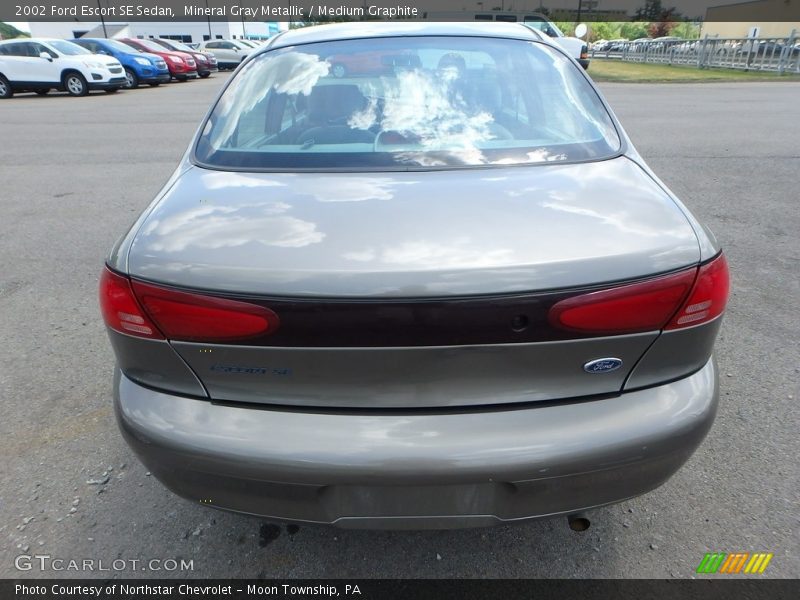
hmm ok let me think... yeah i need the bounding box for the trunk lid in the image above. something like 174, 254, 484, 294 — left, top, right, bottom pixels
128, 157, 699, 298
127, 156, 700, 409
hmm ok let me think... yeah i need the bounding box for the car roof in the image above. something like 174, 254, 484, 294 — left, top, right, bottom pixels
0, 37, 66, 44
268, 21, 543, 51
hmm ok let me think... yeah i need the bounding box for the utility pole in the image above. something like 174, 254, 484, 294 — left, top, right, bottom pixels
97, 0, 107, 38
204, 0, 212, 40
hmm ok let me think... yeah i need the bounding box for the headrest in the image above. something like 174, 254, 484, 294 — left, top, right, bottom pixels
307, 85, 367, 124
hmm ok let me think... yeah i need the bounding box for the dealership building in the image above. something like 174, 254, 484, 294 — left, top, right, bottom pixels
29, 20, 283, 43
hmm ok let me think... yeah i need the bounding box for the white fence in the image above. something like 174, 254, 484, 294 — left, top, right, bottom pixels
592, 32, 800, 75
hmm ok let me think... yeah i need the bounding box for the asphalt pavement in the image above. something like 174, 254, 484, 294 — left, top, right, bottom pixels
0, 75, 798, 579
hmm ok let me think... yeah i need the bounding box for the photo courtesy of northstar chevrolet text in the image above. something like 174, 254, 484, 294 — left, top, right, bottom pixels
1, 0, 798, 591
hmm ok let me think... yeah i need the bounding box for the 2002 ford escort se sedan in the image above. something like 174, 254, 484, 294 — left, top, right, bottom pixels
100, 22, 729, 530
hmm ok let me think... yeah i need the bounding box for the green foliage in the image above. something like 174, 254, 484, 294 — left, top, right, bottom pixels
589, 22, 623, 42
620, 21, 650, 40
0, 21, 29, 39
554, 21, 575, 36
671, 22, 701, 40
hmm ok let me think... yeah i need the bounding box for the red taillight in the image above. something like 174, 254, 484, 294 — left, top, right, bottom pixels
665, 253, 729, 330
130, 280, 279, 343
99, 267, 164, 339
549, 268, 697, 334
549, 253, 730, 335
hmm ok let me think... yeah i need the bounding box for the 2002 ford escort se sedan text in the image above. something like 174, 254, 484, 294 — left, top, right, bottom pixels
100, 22, 729, 530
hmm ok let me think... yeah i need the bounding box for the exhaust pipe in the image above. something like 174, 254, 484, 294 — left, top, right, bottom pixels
567, 513, 591, 532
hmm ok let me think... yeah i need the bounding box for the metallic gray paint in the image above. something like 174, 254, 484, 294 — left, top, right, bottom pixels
172, 333, 656, 408
624, 317, 723, 391
106, 330, 207, 398
115, 357, 718, 528
126, 158, 700, 298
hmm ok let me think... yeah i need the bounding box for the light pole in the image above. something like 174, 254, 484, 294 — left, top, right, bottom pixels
97, 0, 107, 38
204, 0, 212, 40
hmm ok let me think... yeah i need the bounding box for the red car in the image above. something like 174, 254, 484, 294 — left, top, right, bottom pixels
119, 38, 198, 81
150, 38, 218, 78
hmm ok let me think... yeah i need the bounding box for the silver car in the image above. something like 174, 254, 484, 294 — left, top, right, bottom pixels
100, 22, 729, 530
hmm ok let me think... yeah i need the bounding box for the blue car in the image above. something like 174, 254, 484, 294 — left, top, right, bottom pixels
71, 38, 170, 89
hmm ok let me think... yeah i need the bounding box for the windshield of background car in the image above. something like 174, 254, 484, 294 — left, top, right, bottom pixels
104, 39, 142, 54
48, 40, 91, 55
195, 36, 620, 170
136, 39, 168, 53
163, 40, 193, 52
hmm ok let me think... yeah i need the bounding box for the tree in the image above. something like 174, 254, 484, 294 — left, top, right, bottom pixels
635, 0, 664, 21
620, 22, 650, 40
554, 22, 575, 36
671, 21, 701, 40
648, 20, 677, 37
589, 22, 623, 42
0, 21, 29, 39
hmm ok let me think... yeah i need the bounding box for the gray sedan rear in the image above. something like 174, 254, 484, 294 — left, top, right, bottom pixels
100, 22, 729, 529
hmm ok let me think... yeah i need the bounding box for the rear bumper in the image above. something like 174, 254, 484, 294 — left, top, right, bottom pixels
115, 358, 718, 529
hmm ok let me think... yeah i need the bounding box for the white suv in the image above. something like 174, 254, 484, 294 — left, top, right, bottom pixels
197, 40, 251, 70
0, 38, 126, 98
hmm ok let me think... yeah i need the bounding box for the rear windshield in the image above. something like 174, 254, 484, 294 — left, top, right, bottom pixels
195, 36, 620, 170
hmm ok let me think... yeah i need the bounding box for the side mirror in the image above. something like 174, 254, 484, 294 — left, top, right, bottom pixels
39, 51, 53, 61
234, 47, 239, 52
575, 23, 588, 39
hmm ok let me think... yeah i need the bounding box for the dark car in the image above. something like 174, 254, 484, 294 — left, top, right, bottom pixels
151, 38, 218, 78
102, 22, 728, 530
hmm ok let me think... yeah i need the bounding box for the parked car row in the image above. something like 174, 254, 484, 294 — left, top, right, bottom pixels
592, 38, 629, 52
69, 38, 170, 88
0, 36, 261, 97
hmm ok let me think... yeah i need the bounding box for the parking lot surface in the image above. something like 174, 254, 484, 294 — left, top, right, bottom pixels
1, 76, 798, 578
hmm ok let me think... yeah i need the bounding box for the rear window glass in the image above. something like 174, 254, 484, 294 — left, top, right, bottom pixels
195, 36, 620, 170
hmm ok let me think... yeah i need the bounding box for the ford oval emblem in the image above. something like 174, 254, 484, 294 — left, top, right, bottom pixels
583, 358, 623, 373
